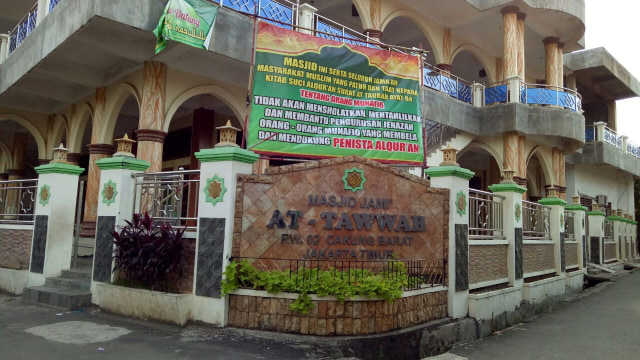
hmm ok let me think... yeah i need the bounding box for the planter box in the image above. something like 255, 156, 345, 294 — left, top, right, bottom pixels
468, 286, 522, 321
523, 275, 565, 304
0, 268, 29, 295
95, 283, 193, 326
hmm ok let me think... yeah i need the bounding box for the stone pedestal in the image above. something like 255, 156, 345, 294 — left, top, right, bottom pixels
191, 147, 258, 326
426, 165, 474, 319
27, 163, 84, 286
90, 157, 150, 303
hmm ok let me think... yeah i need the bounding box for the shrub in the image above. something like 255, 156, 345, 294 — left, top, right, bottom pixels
111, 213, 186, 292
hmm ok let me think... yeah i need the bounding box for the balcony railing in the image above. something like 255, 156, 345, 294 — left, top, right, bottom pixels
523, 200, 551, 240
8, 2, 38, 55
0, 179, 38, 225
423, 63, 473, 104
603, 126, 622, 149
586, 123, 640, 160
519, 82, 582, 112
564, 210, 575, 241
485, 81, 508, 105
469, 188, 505, 240
49, 0, 62, 12
132, 169, 200, 231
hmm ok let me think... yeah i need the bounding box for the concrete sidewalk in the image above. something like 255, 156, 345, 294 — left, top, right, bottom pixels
433, 270, 640, 360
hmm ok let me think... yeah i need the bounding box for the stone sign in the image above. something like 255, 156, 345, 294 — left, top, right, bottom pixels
232, 156, 448, 266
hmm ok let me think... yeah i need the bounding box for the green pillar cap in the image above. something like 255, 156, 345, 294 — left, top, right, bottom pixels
35, 163, 84, 175
195, 147, 259, 164
606, 216, 625, 222
96, 157, 150, 171
425, 166, 475, 180
538, 196, 567, 206
488, 183, 527, 194
565, 204, 588, 211
586, 211, 606, 217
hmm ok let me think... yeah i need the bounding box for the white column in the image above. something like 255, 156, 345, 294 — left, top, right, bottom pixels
297, 3, 317, 35
488, 181, 525, 288
587, 209, 606, 265
507, 75, 521, 103
27, 162, 84, 286
539, 195, 567, 274
191, 146, 259, 326
0, 34, 8, 64
594, 121, 606, 142
426, 163, 474, 319
566, 205, 587, 269
472, 83, 484, 107
90, 157, 150, 303
622, 136, 629, 155
36, 0, 49, 25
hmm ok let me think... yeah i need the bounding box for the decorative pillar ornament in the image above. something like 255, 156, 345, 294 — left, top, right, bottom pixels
51, 143, 70, 164
572, 195, 580, 205
215, 120, 240, 148
439, 144, 459, 166
501, 168, 516, 183
113, 133, 136, 158
546, 186, 559, 198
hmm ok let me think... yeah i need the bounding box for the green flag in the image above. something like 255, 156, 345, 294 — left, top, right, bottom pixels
153, 0, 218, 54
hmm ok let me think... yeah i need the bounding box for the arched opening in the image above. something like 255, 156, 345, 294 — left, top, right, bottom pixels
0, 120, 41, 178
458, 147, 501, 191
526, 153, 550, 202
381, 16, 436, 65
111, 95, 140, 148
451, 49, 490, 84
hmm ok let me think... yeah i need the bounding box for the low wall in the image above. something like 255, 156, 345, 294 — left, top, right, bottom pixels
604, 243, 617, 262
468, 243, 508, 286
468, 286, 522, 321
176, 237, 196, 293
0, 268, 29, 295
523, 243, 555, 275
0, 225, 33, 270
523, 275, 565, 304
565, 270, 584, 292
565, 242, 578, 267
228, 288, 447, 336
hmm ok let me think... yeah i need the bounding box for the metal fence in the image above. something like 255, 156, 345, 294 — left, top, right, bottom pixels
425, 120, 457, 154
132, 169, 200, 231
232, 257, 446, 291
519, 82, 582, 112
8, 2, 38, 54
603, 126, 623, 149
469, 188, 505, 240
423, 63, 473, 104
522, 200, 551, 240
0, 179, 38, 224
564, 210, 575, 241
484, 80, 508, 105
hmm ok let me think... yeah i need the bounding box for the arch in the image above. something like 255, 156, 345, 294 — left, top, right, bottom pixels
48, 114, 69, 158
163, 85, 245, 133
526, 146, 553, 186
458, 141, 503, 170
0, 113, 47, 159
351, 0, 372, 30
451, 44, 496, 83
380, 10, 444, 64
0, 139, 12, 172
99, 82, 141, 145
68, 102, 94, 153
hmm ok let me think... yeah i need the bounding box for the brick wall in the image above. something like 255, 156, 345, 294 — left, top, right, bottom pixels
228, 290, 447, 336
0, 228, 33, 270
604, 243, 617, 261
523, 244, 555, 274
175, 237, 196, 293
469, 245, 508, 284
565, 243, 578, 267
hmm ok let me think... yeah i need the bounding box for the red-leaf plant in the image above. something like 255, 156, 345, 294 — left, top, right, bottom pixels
111, 213, 186, 292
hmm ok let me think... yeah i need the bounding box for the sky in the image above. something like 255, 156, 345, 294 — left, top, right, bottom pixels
584, 0, 640, 144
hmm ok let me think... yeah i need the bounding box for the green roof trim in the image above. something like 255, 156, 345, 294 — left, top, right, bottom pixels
195, 147, 259, 164
96, 157, 150, 171
586, 211, 606, 217
425, 166, 475, 180
564, 204, 588, 211
488, 183, 527, 194
538, 197, 567, 206
35, 163, 84, 175
607, 216, 625, 222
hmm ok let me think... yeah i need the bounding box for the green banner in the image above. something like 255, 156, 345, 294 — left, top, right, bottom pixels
153, 0, 218, 54
248, 23, 423, 164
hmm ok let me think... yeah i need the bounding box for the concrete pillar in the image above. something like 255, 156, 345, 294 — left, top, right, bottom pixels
566, 73, 577, 91
191, 146, 259, 326
5, 133, 28, 218
557, 42, 564, 87
607, 100, 617, 131
544, 37, 560, 87
137, 61, 167, 173
472, 83, 484, 107
552, 148, 566, 200
507, 75, 521, 103
566, 198, 588, 270
495, 57, 504, 82
0, 172, 7, 215
539, 192, 567, 274
80, 144, 113, 238
297, 3, 317, 35
488, 176, 526, 288
633, 222, 638, 259
36, 0, 49, 25
501, 6, 519, 78
609, 215, 622, 260
594, 121, 606, 142
437, 28, 452, 71
0, 34, 9, 64
425, 149, 474, 319
503, 131, 519, 175
517, 135, 527, 192
27, 162, 84, 286
91, 156, 150, 303
587, 208, 606, 264
517, 12, 526, 80
622, 136, 629, 155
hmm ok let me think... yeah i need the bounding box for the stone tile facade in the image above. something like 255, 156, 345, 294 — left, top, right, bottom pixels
604, 243, 617, 262
228, 290, 447, 336
523, 243, 555, 274
565, 243, 578, 267
469, 244, 508, 284
0, 228, 33, 270
176, 237, 196, 293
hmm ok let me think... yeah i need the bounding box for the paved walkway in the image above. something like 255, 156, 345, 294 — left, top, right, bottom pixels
432, 270, 640, 360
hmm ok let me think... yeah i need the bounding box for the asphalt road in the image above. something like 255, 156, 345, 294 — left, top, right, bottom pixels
434, 270, 640, 360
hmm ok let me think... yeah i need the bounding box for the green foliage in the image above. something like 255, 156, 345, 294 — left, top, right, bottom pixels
221, 259, 410, 314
